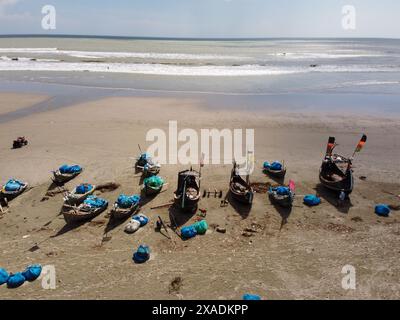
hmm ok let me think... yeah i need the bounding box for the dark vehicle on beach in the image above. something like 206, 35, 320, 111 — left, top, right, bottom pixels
319, 135, 367, 196
229, 161, 254, 205
174, 168, 201, 212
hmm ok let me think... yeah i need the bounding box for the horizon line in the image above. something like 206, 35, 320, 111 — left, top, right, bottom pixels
0, 34, 399, 41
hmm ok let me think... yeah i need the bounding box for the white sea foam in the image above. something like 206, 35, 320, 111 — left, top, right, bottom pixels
1, 59, 399, 76
275, 52, 385, 59
0, 48, 247, 60
0, 60, 302, 76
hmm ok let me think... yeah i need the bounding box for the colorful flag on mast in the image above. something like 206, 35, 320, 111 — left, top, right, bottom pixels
355, 134, 367, 153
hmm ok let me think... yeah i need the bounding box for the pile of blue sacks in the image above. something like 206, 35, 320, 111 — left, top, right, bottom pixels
303, 195, 321, 207
264, 161, 283, 171
375, 204, 391, 217
133, 245, 150, 264
4, 179, 24, 192
0, 264, 42, 289
270, 186, 290, 196
181, 225, 197, 239
132, 213, 149, 227
59, 164, 82, 174
76, 183, 93, 194
84, 195, 107, 208
117, 194, 140, 209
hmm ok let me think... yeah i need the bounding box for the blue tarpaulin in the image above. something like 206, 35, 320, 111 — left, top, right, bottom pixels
59, 164, 82, 174
375, 204, 390, 217
4, 179, 23, 192
76, 184, 93, 194
133, 245, 150, 263
84, 196, 107, 208
117, 194, 140, 209
22, 265, 42, 282
7, 273, 25, 289
270, 161, 283, 171
303, 195, 321, 206
0, 268, 9, 286
181, 225, 198, 239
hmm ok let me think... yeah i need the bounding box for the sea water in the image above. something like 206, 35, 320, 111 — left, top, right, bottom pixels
0, 36, 399, 119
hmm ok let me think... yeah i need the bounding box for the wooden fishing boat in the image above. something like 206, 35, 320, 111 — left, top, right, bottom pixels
64, 184, 95, 205
0, 180, 28, 200
318, 135, 366, 196
174, 168, 201, 212
142, 176, 164, 196
319, 154, 354, 195
143, 183, 163, 196
268, 180, 295, 208
263, 161, 287, 179
229, 162, 254, 205
62, 197, 108, 223
52, 167, 82, 184
135, 152, 161, 176
111, 196, 141, 220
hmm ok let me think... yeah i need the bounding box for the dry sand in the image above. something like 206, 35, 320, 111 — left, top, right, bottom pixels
0, 93, 399, 299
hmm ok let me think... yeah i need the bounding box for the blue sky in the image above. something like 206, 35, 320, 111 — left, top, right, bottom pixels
0, 0, 399, 38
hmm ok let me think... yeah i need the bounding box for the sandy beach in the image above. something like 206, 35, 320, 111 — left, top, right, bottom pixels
0, 92, 399, 300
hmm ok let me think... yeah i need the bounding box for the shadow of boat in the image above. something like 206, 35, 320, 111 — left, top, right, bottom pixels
168, 204, 196, 229
315, 183, 353, 214
227, 191, 252, 219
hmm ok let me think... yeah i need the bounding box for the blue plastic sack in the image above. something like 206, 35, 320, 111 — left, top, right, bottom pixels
22, 264, 42, 282
84, 195, 107, 208
4, 179, 23, 192
303, 195, 321, 206
132, 214, 148, 227
117, 194, 140, 209
243, 294, 261, 300
181, 225, 197, 239
59, 164, 82, 174
375, 204, 390, 217
276, 186, 290, 196
0, 268, 9, 285
263, 161, 271, 169
76, 184, 93, 194
7, 272, 25, 288
133, 245, 150, 263
270, 161, 283, 171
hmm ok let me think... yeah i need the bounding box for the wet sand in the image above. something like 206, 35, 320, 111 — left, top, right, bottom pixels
0, 93, 399, 299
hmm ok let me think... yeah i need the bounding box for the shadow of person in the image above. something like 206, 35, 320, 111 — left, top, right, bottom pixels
315, 183, 353, 214
227, 191, 252, 219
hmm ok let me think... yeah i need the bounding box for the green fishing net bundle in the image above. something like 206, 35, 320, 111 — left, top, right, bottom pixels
144, 176, 164, 188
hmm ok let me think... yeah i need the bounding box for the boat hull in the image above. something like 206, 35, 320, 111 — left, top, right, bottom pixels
268, 191, 294, 208
52, 170, 82, 184
111, 203, 140, 220
63, 204, 108, 224
319, 162, 354, 194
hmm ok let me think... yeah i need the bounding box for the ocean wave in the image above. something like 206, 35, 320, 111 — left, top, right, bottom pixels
0, 47, 247, 60
273, 52, 386, 59
0, 60, 301, 76
1, 60, 399, 76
